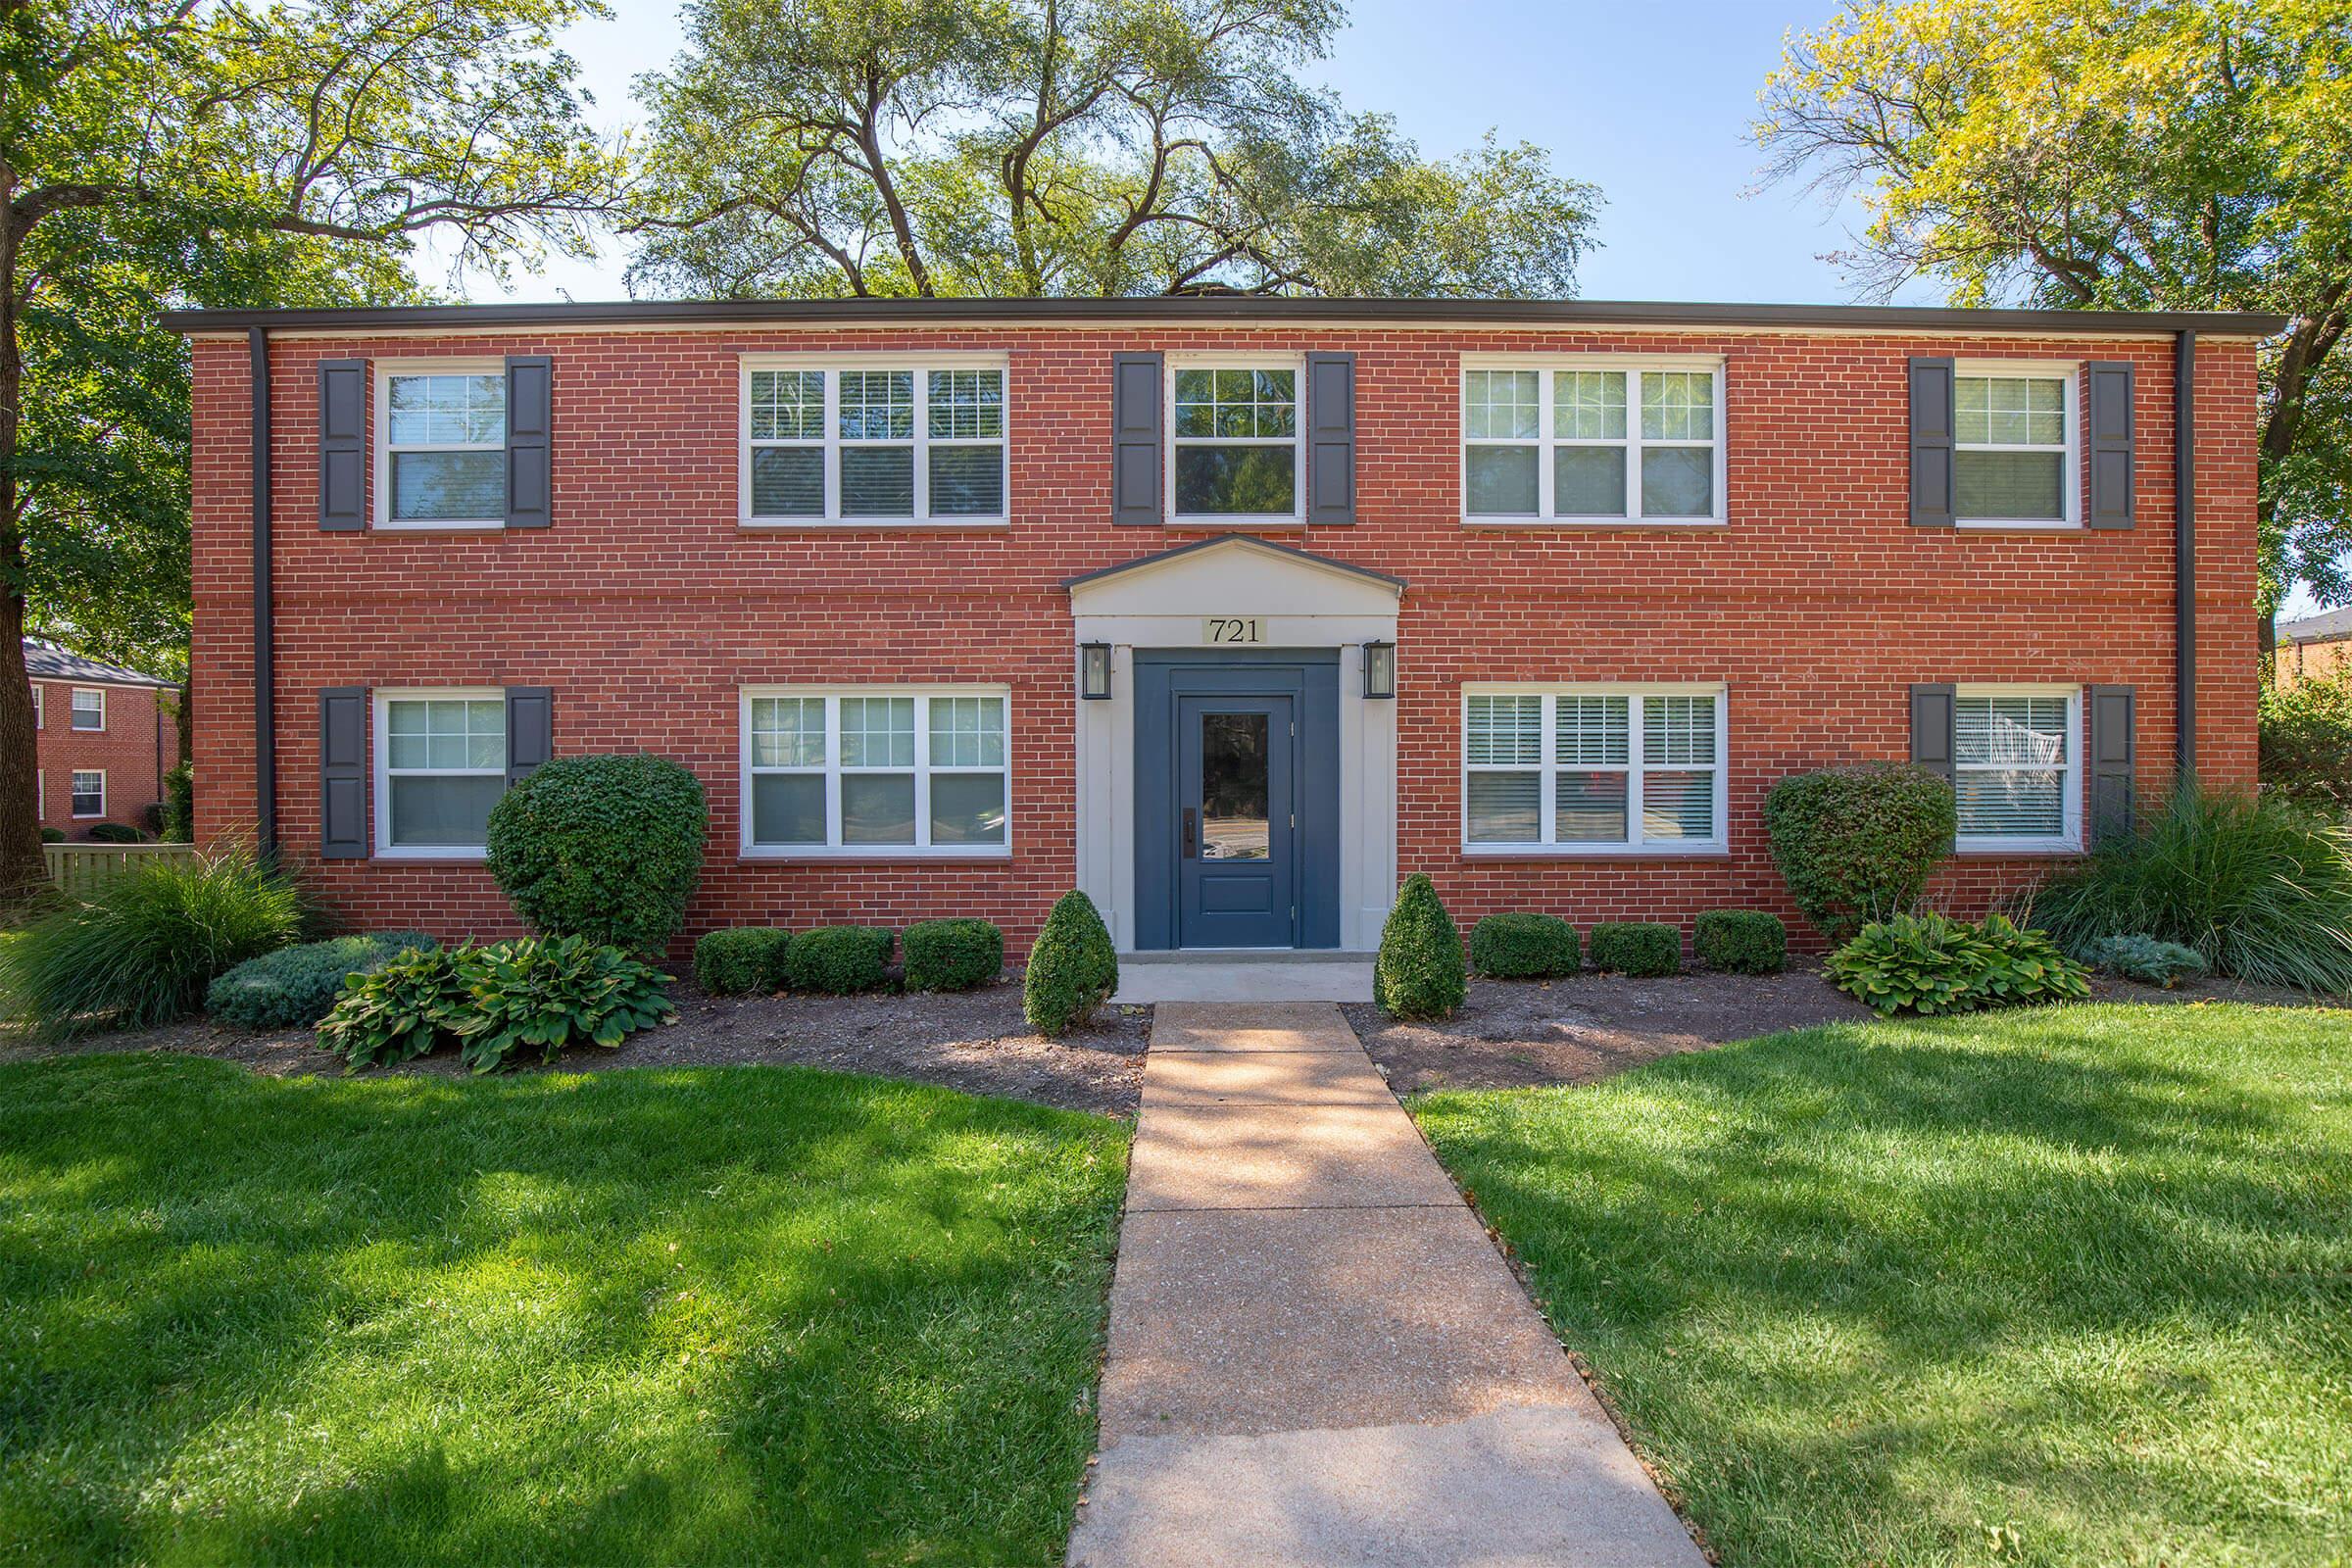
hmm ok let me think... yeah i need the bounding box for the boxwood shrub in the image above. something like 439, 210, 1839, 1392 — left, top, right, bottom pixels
1694, 909, 1787, 974
784, 926, 895, 994
1375, 873, 1467, 1019
1588, 921, 1681, 977
206, 930, 434, 1029
485, 753, 707, 954
1763, 762, 1955, 940
904, 918, 1004, 992
1468, 912, 1580, 979
692, 927, 792, 996
1024, 891, 1118, 1036
86, 822, 145, 843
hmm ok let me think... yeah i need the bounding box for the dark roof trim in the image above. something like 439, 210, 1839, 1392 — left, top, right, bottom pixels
165, 295, 2290, 338
1061, 533, 1406, 593
22, 641, 179, 689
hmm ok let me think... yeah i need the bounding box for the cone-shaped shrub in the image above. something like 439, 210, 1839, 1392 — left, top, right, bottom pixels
1024, 891, 1118, 1037
1375, 873, 1466, 1019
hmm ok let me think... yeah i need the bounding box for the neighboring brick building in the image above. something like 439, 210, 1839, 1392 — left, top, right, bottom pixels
2275, 607, 2352, 688
26, 642, 182, 840
167, 297, 2274, 954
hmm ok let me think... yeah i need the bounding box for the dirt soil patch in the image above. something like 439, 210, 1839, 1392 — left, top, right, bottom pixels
1345, 967, 2336, 1094
0, 980, 1151, 1117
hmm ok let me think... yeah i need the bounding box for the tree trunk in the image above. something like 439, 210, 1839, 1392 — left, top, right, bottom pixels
0, 210, 50, 903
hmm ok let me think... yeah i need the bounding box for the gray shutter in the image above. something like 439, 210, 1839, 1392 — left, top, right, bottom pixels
1908, 356, 1956, 527
505, 686, 553, 788
320, 686, 368, 858
2089, 684, 2136, 842
2086, 362, 2135, 529
318, 359, 368, 531
505, 355, 553, 528
1305, 351, 1357, 525
1909, 682, 1956, 785
1111, 352, 1163, 526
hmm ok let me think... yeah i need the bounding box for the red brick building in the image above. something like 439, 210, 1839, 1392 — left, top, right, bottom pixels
26, 642, 182, 840
167, 298, 2275, 954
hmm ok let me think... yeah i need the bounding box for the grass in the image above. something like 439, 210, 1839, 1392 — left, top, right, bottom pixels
1412, 1004, 2352, 1568
0, 1055, 1128, 1565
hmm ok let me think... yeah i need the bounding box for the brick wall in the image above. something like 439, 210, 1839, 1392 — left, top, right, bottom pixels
188, 321, 2262, 953
31, 681, 180, 838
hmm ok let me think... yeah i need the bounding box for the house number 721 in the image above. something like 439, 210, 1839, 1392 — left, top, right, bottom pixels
1202, 616, 1265, 644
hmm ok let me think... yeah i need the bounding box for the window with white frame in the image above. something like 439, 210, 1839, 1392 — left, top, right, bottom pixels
1953, 688, 2080, 849
743, 361, 1006, 524
1463, 687, 1726, 850
71, 687, 104, 731
381, 366, 506, 526
743, 689, 1009, 854
71, 769, 104, 818
30, 683, 41, 728
1955, 368, 2073, 524
1170, 361, 1300, 518
375, 692, 508, 854
1464, 360, 1725, 522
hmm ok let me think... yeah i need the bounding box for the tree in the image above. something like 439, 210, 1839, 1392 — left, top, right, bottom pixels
1, 0, 625, 901
1753, 0, 2352, 643
624, 0, 1599, 300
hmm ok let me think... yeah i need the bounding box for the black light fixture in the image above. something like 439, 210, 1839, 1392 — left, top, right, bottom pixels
1363, 640, 1396, 699
1080, 642, 1113, 700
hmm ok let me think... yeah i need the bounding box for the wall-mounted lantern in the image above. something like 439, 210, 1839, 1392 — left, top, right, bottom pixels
1363, 640, 1396, 699
1080, 642, 1113, 700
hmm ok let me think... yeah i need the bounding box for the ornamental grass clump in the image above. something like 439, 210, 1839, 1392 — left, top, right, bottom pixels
1828, 911, 2089, 1016
207, 931, 434, 1029
2020, 778, 2352, 993
1, 850, 303, 1037
1468, 912, 1580, 979
1375, 874, 1467, 1019
1024, 891, 1118, 1037
485, 754, 707, 954
1764, 763, 1956, 940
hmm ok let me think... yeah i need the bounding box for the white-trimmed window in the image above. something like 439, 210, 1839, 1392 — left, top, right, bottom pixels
374, 690, 508, 857
741, 688, 1010, 856
1954, 687, 2081, 851
378, 362, 506, 528
71, 687, 104, 731
71, 769, 105, 818
30, 683, 41, 728
1955, 364, 2076, 525
1463, 686, 1727, 852
1169, 358, 1301, 521
1464, 358, 1726, 524
741, 358, 1007, 525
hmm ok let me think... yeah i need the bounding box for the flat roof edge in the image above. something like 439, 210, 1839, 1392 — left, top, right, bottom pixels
164, 295, 2292, 337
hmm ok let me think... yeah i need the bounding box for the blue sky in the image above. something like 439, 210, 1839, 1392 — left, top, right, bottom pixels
460, 0, 1933, 308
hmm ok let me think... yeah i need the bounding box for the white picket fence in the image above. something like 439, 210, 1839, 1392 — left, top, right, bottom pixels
44, 842, 200, 898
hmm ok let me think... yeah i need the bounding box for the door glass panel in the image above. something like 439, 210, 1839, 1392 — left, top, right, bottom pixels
1200, 712, 1270, 860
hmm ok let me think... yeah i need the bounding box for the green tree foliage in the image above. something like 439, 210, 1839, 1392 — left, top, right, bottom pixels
1754, 0, 2352, 637
626, 0, 1599, 299
0, 0, 624, 899
2260, 666, 2352, 815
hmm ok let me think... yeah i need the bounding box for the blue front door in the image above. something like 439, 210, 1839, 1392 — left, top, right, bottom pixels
1176, 695, 1296, 949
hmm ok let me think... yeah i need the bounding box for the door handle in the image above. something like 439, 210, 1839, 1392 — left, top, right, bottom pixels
1182, 807, 1199, 858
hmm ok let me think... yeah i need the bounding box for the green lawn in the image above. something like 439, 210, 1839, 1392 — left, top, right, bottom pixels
0, 1054, 1128, 1565
1413, 1004, 2352, 1568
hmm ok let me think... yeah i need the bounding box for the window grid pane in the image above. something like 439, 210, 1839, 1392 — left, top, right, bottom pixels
387, 373, 505, 448
1466, 370, 1541, 441
1555, 696, 1629, 764
751, 697, 826, 768
927, 370, 1004, 440
840, 697, 915, 768
750, 370, 825, 442
1464, 691, 1724, 851
1643, 696, 1717, 765
1466, 695, 1543, 765
1641, 371, 1713, 441
1173, 367, 1296, 439
1553, 370, 1627, 441
928, 696, 1005, 767
838, 370, 914, 441
1954, 694, 2073, 839
386, 698, 505, 773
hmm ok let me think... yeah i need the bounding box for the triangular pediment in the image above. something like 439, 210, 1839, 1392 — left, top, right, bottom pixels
1063, 534, 1404, 617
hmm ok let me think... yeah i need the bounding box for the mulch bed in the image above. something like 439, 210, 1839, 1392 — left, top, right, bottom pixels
0, 979, 1152, 1117
1345, 966, 2340, 1095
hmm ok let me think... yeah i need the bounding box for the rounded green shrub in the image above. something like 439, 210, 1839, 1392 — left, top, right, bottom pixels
1024, 891, 1118, 1037
692, 927, 792, 996
1375, 873, 1467, 1019
905, 918, 1004, 992
1764, 763, 1956, 940
207, 931, 433, 1029
784, 926, 895, 994
39, 826, 65, 843
1694, 909, 1787, 974
86, 822, 145, 844
1588, 921, 1682, 977
485, 754, 707, 954
1468, 912, 1580, 979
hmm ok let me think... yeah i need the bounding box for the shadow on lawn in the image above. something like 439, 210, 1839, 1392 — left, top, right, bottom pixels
0, 1055, 1125, 1566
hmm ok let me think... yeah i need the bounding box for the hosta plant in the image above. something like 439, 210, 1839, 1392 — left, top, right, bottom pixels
1828, 911, 2090, 1016
450, 936, 675, 1073
316, 945, 474, 1068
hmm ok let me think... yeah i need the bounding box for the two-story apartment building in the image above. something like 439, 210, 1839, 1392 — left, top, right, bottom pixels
166, 297, 2276, 954
25, 641, 182, 840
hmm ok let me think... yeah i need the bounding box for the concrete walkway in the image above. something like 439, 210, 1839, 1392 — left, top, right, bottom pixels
1067, 1003, 1704, 1568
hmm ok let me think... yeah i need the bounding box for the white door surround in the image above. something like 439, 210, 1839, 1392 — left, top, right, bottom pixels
1067, 535, 1402, 953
